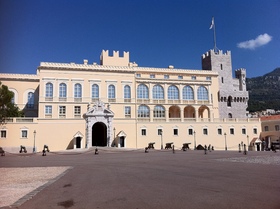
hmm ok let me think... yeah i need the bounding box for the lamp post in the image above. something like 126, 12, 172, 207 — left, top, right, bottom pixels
247, 135, 249, 151
113, 127, 116, 147
33, 130, 36, 153
224, 132, 227, 151
193, 131, 196, 150
160, 129, 163, 150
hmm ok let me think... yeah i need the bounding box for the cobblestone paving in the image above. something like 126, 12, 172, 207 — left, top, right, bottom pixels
0, 167, 72, 208
216, 155, 280, 165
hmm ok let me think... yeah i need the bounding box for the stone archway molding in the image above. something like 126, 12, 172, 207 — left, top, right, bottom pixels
83, 100, 114, 148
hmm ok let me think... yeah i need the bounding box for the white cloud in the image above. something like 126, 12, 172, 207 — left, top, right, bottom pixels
237, 33, 272, 50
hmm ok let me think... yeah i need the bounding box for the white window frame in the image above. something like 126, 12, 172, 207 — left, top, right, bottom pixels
0, 130, 7, 138
141, 128, 147, 136
21, 129, 28, 138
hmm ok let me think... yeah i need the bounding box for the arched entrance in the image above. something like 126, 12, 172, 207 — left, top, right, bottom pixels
92, 122, 107, 147
76, 137, 81, 148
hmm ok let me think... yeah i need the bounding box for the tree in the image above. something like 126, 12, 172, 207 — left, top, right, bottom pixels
0, 82, 23, 123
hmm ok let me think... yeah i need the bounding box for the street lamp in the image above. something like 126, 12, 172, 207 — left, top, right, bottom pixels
247, 135, 249, 151
224, 132, 227, 151
193, 131, 196, 150
160, 129, 163, 150
33, 130, 36, 153
113, 127, 116, 147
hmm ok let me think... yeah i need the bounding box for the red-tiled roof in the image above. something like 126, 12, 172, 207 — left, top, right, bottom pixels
260, 115, 280, 121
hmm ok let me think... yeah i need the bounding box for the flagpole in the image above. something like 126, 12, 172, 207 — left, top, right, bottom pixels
212, 17, 217, 52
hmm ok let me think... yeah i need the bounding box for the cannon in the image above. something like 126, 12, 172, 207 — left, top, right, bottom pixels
0, 147, 5, 156
42, 145, 50, 156
148, 142, 155, 149
182, 143, 191, 151
165, 142, 173, 149
19, 145, 27, 153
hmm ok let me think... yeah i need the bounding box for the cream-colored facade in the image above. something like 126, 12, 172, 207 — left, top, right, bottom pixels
0, 49, 261, 152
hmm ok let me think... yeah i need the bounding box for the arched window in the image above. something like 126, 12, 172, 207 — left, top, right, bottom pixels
92, 84, 99, 99
197, 86, 208, 100
182, 86, 194, 100
228, 113, 232, 118
153, 85, 164, 99
45, 83, 53, 98
59, 83, 67, 98
138, 105, 150, 118
124, 85, 131, 99
74, 83, 82, 98
168, 85, 179, 100
137, 84, 149, 99
27, 92, 34, 108
153, 105, 165, 118
108, 85, 115, 99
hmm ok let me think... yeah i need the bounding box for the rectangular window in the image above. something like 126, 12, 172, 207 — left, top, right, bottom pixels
173, 129, 178, 136
125, 106, 131, 118
178, 75, 183, 79
150, 74, 155, 78
253, 128, 257, 134
45, 106, 52, 115
188, 129, 193, 135
136, 74, 141, 78
59, 106, 66, 118
217, 128, 222, 135
242, 128, 246, 135
74, 106, 81, 118
164, 75, 169, 79
275, 125, 279, 131
141, 129, 146, 136
264, 126, 269, 131
1, 130, 7, 138
21, 130, 28, 138
203, 128, 208, 135
230, 128, 234, 135
191, 76, 196, 80
158, 129, 162, 136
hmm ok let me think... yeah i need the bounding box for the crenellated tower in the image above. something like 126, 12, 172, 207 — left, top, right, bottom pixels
202, 50, 249, 118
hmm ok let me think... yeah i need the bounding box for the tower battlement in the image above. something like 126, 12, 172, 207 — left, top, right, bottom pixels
100, 50, 130, 66
202, 49, 231, 59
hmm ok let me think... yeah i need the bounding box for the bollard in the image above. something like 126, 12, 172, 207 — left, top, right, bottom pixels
95, 148, 99, 155
172, 145, 175, 154
238, 144, 241, 153
243, 144, 247, 155
204, 145, 207, 155
145, 147, 149, 153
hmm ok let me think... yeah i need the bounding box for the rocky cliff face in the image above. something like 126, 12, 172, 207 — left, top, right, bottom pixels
247, 68, 280, 112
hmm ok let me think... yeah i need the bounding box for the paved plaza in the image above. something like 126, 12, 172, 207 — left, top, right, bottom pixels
0, 148, 279, 209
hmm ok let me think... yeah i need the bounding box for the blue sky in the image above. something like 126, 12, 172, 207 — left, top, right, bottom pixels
0, 0, 279, 78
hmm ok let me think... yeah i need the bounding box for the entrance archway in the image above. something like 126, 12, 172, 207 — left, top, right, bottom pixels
92, 122, 107, 147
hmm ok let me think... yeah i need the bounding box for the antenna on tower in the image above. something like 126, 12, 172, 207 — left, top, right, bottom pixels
209, 17, 218, 52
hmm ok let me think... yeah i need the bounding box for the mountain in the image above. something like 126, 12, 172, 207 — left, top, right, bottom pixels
246, 67, 280, 112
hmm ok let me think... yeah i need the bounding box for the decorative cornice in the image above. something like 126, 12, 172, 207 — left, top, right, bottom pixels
38, 62, 219, 76
0, 73, 39, 81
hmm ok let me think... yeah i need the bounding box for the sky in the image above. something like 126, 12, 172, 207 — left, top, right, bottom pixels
0, 0, 279, 78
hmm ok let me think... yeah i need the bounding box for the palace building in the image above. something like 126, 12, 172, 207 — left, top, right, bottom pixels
0, 49, 261, 152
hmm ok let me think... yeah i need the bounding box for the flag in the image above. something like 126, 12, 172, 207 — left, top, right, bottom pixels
209, 17, 214, 29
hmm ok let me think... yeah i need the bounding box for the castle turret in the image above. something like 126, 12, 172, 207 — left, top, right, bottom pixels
202, 50, 249, 118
